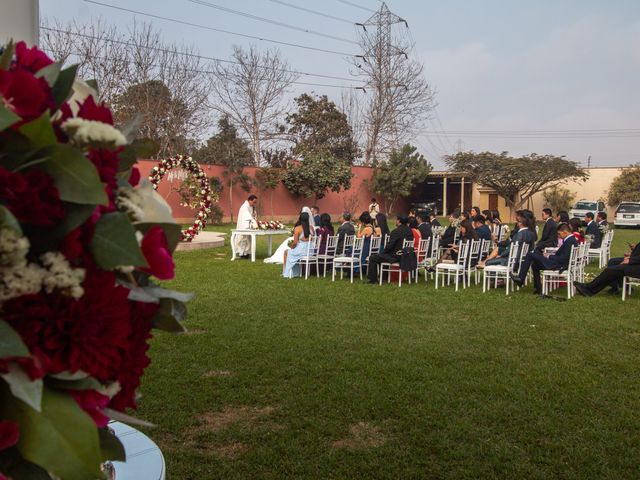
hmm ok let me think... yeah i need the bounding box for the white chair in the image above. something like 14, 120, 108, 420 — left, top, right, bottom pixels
363, 236, 382, 275
588, 230, 614, 268
541, 245, 580, 299
466, 239, 482, 285
315, 234, 337, 278
379, 239, 414, 287
435, 240, 471, 291
622, 276, 640, 301
332, 236, 364, 283
483, 242, 520, 295
414, 237, 431, 283
420, 235, 440, 282
575, 242, 590, 283
300, 235, 322, 280
338, 234, 355, 256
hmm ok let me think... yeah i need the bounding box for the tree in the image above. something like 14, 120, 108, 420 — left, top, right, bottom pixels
286, 94, 359, 163
192, 116, 254, 221
210, 45, 298, 165
445, 151, 589, 216
608, 163, 640, 205
543, 185, 576, 213
371, 144, 432, 214
282, 154, 353, 201
254, 167, 284, 219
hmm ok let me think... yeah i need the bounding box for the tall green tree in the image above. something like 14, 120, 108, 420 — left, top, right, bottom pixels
192, 115, 254, 221
608, 163, 640, 206
543, 185, 576, 213
254, 167, 284, 219
371, 144, 432, 214
446, 151, 589, 216
286, 94, 359, 163
282, 154, 353, 201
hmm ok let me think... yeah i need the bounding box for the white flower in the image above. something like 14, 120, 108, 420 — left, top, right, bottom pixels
40, 252, 85, 299
0, 228, 30, 268
0, 263, 45, 303
115, 187, 144, 222
61, 118, 127, 148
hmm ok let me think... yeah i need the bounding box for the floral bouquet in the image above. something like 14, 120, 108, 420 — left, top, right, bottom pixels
584, 234, 595, 246
256, 220, 285, 230
432, 226, 446, 237
599, 223, 611, 234
0, 41, 190, 479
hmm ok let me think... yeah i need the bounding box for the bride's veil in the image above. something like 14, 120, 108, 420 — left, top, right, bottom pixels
301, 206, 316, 231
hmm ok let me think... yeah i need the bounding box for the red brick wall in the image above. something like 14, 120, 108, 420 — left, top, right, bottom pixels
136, 160, 406, 223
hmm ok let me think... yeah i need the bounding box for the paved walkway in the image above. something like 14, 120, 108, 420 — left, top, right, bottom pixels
175, 231, 225, 251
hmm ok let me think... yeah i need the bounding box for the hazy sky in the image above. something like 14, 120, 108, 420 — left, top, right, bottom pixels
40, 0, 640, 168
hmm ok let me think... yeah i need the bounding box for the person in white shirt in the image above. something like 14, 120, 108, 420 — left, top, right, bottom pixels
368, 198, 380, 219
235, 195, 258, 258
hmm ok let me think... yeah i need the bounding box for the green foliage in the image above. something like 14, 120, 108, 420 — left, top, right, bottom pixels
0, 321, 29, 358
255, 167, 284, 219
446, 151, 589, 212
91, 212, 148, 270
543, 185, 576, 213
608, 163, 640, 206
372, 144, 432, 214
286, 93, 359, 163
283, 153, 353, 200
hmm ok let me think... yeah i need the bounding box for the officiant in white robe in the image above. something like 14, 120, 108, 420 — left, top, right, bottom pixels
235, 195, 258, 258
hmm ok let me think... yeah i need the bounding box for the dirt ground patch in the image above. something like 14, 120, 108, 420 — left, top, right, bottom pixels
209, 442, 249, 459
188, 405, 282, 435
332, 422, 388, 450
203, 370, 233, 378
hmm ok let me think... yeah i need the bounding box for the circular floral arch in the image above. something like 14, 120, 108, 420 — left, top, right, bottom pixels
148, 155, 215, 242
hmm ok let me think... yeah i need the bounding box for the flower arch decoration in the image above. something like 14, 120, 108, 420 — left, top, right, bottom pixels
148, 155, 216, 242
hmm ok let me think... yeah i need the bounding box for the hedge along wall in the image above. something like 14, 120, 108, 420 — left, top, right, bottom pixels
135, 160, 407, 224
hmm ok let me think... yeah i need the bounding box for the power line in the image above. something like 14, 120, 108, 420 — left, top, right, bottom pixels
187, 0, 359, 45
335, 0, 377, 13
83, 0, 357, 57
267, 0, 356, 25
427, 128, 640, 133
40, 26, 365, 84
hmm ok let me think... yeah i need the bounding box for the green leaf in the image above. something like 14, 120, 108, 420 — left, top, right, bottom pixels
1, 386, 104, 480
135, 222, 182, 253
0, 320, 29, 358
152, 298, 187, 333
0, 103, 20, 130
35, 62, 61, 87
0, 363, 43, 412
91, 212, 148, 270
0, 41, 15, 70
18, 112, 57, 148
144, 286, 194, 303
40, 144, 108, 206
85, 79, 99, 93
0, 206, 22, 234
51, 64, 79, 109
99, 428, 126, 462
46, 376, 103, 392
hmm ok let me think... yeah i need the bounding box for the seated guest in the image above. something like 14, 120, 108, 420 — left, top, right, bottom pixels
367, 215, 414, 284
408, 208, 417, 221
584, 212, 602, 248
575, 241, 640, 296
510, 223, 577, 294
460, 211, 471, 222
409, 216, 422, 250
472, 215, 492, 241
583, 241, 640, 294
569, 217, 585, 244
357, 211, 375, 238
443, 219, 478, 262
482, 209, 493, 223
481, 216, 534, 267
597, 211, 608, 227
336, 212, 355, 255
470, 206, 481, 218
441, 210, 460, 249
317, 213, 334, 255
282, 212, 312, 278
429, 211, 441, 227
311, 206, 321, 227
375, 213, 390, 241
417, 211, 433, 243
535, 208, 558, 253
556, 210, 570, 224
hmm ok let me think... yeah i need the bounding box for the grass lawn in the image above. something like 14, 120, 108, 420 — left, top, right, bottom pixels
136, 224, 640, 479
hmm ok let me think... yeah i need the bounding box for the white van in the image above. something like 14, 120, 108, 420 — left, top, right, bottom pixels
569, 199, 605, 219
614, 202, 640, 228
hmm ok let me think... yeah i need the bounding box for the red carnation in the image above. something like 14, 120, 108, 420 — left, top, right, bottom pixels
0, 167, 65, 225
77, 96, 113, 125
140, 227, 175, 280
0, 420, 19, 451
14, 41, 54, 73
87, 148, 121, 207
71, 390, 110, 428
109, 301, 157, 412
0, 68, 53, 122
128, 166, 141, 187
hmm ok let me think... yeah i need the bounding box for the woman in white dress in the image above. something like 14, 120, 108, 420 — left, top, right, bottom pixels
264, 206, 315, 264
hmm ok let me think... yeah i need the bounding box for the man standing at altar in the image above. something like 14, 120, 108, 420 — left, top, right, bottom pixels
235, 195, 258, 259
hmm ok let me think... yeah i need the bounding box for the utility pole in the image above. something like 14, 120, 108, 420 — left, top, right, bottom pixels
587, 155, 592, 169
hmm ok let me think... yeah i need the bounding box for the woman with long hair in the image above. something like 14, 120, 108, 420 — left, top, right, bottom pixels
282, 212, 312, 278
569, 217, 585, 244
265, 206, 313, 264
317, 213, 334, 255
375, 213, 390, 243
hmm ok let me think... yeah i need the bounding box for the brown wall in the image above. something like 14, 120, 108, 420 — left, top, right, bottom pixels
136, 160, 406, 223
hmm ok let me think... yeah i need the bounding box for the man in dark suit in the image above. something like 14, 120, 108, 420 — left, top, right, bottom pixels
584, 212, 602, 248
417, 211, 433, 241
472, 215, 492, 241
429, 211, 441, 227
510, 223, 578, 294
535, 208, 558, 253
575, 242, 640, 296
335, 212, 355, 255
367, 215, 414, 284
597, 211, 608, 227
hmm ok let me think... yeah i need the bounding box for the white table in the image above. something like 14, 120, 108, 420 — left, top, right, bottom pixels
230, 229, 289, 262
109, 421, 165, 480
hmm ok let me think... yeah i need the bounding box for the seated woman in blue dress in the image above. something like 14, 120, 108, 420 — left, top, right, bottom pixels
282, 212, 312, 278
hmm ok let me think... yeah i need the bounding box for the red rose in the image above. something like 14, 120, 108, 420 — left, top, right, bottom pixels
14, 41, 54, 74
0, 420, 19, 451
71, 390, 110, 428
128, 167, 141, 187
109, 301, 157, 412
77, 96, 113, 125
0, 68, 53, 122
0, 167, 65, 225
140, 226, 175, 280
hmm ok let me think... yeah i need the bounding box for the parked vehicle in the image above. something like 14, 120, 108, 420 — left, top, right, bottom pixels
569, 199, 605, 219
614, 202, 640, 228
410, 202, 437, 215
